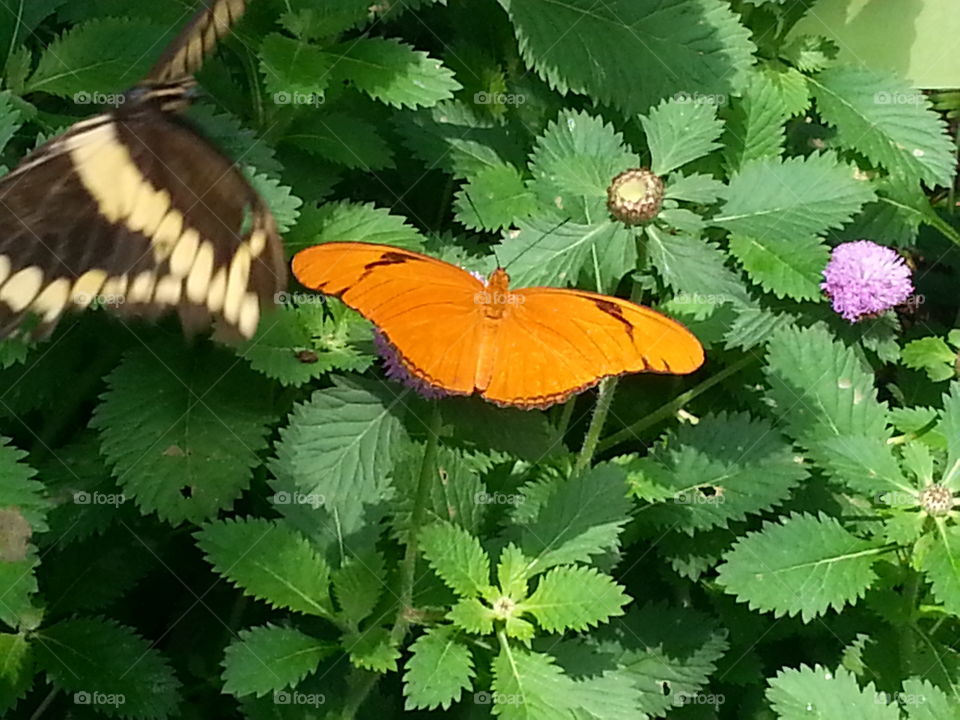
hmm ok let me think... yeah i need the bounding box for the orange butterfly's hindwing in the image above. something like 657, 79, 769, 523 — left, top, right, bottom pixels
291, 242, 705, 409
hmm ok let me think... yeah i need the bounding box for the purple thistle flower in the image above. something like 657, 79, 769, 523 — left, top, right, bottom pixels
821, 240, 914, 322
372, 330, 449, 399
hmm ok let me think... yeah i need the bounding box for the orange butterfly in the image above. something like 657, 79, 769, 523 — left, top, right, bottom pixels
291, 242, 704, 409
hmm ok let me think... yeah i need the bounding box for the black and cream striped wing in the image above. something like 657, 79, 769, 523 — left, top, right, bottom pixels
145, 0, 248, 82
0, 109, 285, 339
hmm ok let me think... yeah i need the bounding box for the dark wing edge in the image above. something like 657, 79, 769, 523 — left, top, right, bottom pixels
144, 0, 248, 83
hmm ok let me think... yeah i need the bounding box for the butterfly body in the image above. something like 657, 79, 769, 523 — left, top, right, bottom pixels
0, 0, 284, 339
292, 242, 704, 409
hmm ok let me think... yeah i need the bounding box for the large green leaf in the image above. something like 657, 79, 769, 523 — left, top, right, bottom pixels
223, 624, 334, 698
403, 626, 475, 710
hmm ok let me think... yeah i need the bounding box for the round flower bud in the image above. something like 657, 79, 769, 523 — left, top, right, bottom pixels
606, 168, 664, 225
919, 485, 953, 516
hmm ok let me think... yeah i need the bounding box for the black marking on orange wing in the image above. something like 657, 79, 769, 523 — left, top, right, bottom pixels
592, 298, 635, 340
359, 251, 420, 279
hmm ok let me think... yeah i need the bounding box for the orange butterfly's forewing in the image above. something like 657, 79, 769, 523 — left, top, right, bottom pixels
291, 242, 705, 409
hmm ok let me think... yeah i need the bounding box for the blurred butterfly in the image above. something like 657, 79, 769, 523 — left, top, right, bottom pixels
291, 242, 704, 409
0, 0, 285, 340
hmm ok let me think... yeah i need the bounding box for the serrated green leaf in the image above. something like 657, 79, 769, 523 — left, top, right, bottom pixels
346, 627, 400, 673
901, 677, 960, 720
420, 522, 490, 597
728, 234, 828, 300
455, 163, 537, 231
403, 626, 475, 710
449, 597, 495, 635
280, 0, 370, 40
818, 435, 913, 500
764, 324, 889, 449
287, 201, 424, 255
723, 70, 788, 170
523, 566, 628, 633
196, 518, 333, 617
92, 344, 275, 525
502, 0, 755, 115
810, 66, 955, 188
646, 227, 751, 308
223, 624, 334, 698
520, 464, 631, 574
0, 632, 32, 714
393, 445, 486, 536
714, 153, 876, 239
496, 215, 633, 289
286, 111, 394, 170
941, 383, 960, 489
496, 544, 532, 600
272, 376, 408, 525
259, 33, 334, 99
641, 97, 724, 175
637, 412, 807, 533
188, 103, 282, 176
34, 618, 180, 718
723, 306, 797, 350
529, 110, 638, 221
27, 18, 163, 94
665, 173, 726, 204
0, 92, 23, 156
491, 646, 578, 718
570, 670, 645, 720
327, 38, 460, 108
919, 525, 960, 618
332, 552, 386, 629
247, 169, 302, 233
717, 513, 880, 621
761, 64, 810, 117
767, 664, 899, 719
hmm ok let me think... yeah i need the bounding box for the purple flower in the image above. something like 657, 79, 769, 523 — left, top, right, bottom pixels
821, 240, 914, 322
373, 330, 448, 399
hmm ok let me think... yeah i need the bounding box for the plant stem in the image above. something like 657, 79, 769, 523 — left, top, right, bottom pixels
575, 377, 617, 474
391, 403, 443, 644
900, 566, 920, 676
597, 354, 757, 453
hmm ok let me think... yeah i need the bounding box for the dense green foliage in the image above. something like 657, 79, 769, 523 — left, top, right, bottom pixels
0, 0, 959, 718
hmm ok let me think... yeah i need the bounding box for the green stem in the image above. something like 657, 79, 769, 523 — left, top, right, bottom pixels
598, 354, 757, 453
900, 567, 920, 676
556, 397, 577, 439
391, 403, 443, 644
575, 377, 618, 474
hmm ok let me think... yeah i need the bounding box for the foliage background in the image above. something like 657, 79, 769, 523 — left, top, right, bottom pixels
0, 0, 958, 718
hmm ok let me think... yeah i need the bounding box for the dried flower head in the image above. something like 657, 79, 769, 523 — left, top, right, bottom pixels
607, 168, 664, 225
821, 240, 914, 322
373, 330, 448, 399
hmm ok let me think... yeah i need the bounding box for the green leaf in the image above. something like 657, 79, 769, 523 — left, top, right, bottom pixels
523, 566, 628, 633
764, 324, 889, 449
529, 109, 638, 221
272, 376, 408, 524
27, 18, 163, 94
723, 70, 789, 170
326, 38, 461, 108
0, 92, 23, 156
449, 598, 496, 635
818, 435, 913, 500
196, 518, 333, 617
497, 543, 532, 600
918, 525, 960, 618
810, 66, 956, 188
34, 618, 180, 717
501, 0, 755, 115
900, 677, 960, 720
332, 552, 386, 629
717, 513, 880, 621
247, 169, 302, 233
906, 337, 960, 382
941, 383, 960, 489
495, 215, 633, 289
420, 522, 491, 597
454, 163, 537, 231
286, 111, 394, 171
665, 172, 726, 205
286, 200, 424, 255
491, 646, 578, 718
767, 664, 899, 719
636, 412, 807, 533
646, 227, 751, 307
188, 103, 282, 176
569, 670, 646, 720
347, 627, 400, 673
728, 233, 829, 300
403, 626, 475, 710
223, 624, 334, 698
259, 33, 333, 99
714, 153, 876, 239
723, 306, 797, 350
641, 97, 724, 175
92, 344, 274, 525
520, 464, 632, 574
0, 633, 31, 714
393, 445, 486, 536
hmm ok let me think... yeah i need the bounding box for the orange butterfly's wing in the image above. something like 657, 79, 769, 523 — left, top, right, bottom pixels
480, 287, 704, 409
291, 242, 489, 394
